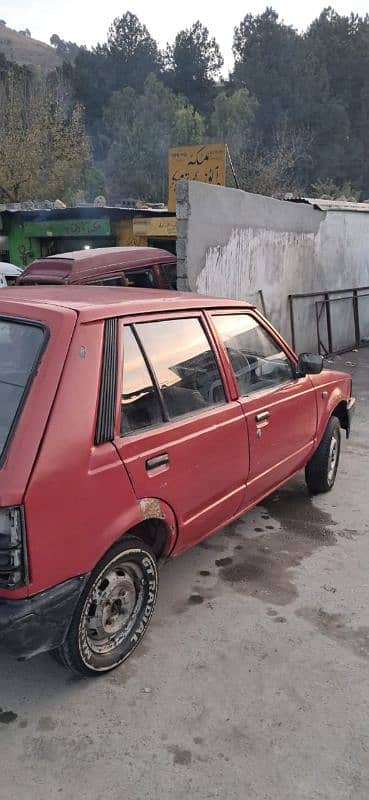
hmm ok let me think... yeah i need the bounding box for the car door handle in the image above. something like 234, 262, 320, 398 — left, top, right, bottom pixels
255, 411, 270, 423
145, 454, 169, 471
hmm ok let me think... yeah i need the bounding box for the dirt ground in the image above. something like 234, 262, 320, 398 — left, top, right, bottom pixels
1, 349, 368, 800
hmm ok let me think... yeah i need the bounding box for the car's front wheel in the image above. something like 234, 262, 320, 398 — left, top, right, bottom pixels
305, 416, 341, 495
53, 537, 158, 676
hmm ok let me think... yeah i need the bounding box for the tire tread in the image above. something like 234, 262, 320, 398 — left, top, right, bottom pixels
51, 536, 157, 676
305, 416, 341, 495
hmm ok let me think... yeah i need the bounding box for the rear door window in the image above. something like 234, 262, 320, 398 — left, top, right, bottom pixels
135, 317, 226, 418
0, 319, 46, 461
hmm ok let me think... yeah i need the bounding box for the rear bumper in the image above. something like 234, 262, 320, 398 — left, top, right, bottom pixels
347, 397, 356, 437
0, 575, 88, 660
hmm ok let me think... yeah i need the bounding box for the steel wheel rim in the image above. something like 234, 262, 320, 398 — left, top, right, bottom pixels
327, 434, 339, 484
83, 560, 144, 656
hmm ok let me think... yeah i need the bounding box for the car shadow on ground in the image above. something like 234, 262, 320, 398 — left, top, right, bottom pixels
0, 472, 339, 710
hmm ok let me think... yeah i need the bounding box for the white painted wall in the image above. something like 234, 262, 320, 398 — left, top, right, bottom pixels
176, 181, 369, 353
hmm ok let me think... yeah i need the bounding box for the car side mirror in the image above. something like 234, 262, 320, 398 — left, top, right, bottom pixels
297, 353, 323, 378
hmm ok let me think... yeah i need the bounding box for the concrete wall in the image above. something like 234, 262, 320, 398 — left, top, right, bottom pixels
176, 181, 369, 352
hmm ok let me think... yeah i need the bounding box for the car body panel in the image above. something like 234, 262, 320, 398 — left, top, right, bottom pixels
239, 376, 317, 504
0, 286, 353, 623
309, 370, 352, 444
0, 298, 77, 508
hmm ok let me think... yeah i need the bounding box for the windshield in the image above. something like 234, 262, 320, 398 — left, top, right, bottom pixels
0, 318, 46, 463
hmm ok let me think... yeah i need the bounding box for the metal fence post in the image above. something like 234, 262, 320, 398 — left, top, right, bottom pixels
288, 295, 296, 351
325, 293, 333, 354
353, 290, 360, 348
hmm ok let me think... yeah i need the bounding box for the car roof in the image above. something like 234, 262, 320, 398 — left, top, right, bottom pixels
19, 246, 176, 284
0, 262, 22, 276
0, 285, 253, 323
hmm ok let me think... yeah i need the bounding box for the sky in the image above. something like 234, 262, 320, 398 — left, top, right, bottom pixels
3, 0, 369, 72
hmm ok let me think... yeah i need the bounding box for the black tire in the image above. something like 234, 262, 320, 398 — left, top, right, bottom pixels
305, 416, 341, 495
52, 537, 158, 677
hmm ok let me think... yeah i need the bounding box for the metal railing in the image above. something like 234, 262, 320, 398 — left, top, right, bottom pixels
288, 287, 369, 355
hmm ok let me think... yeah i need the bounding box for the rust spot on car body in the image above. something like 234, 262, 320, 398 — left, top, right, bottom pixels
140, 498, 165, 521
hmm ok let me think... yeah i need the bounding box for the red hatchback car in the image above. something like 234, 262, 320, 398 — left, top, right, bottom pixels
0, 286, 355, 675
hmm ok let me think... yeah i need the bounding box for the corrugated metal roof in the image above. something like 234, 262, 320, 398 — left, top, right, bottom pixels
288, 197, 369, 213
0, 201, 168, 213
0, 205, 174, 221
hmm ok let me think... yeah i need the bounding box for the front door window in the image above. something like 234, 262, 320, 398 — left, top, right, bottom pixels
212, 314, 293, 396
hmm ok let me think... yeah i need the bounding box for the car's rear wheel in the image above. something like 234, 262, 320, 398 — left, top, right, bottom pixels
52, 538, 158, 676
305, 416, 341, 495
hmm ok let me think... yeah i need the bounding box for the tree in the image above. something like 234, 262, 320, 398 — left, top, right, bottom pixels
305, 9, 369, 189
311, 179, 361, 201
230, 7, 363, 190
50, 34, 80, 63
107, 11, 162, 92
0, 68, 90, 202
84, 165, 107, 201
104, 74, 205, 202
209, 88, 258, 153
232, 9, 309, 136
68, 46, 113, 150
166, 21, 223, 113
69, 11, 162, 155
172, 106, 205, 146
233, 127, 312, 198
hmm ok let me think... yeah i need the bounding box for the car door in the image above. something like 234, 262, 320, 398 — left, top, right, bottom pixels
211, 311, 317, 505
114, 312, 250, 552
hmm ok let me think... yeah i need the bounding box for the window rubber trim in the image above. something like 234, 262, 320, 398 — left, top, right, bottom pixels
95, 317, 118, 445
131, 324, 169, 423
0, 315, 49, 469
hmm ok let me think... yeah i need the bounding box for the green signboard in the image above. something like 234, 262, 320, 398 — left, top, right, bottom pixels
22, 217, 111, 238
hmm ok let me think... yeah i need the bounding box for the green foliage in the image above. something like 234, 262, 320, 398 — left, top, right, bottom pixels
172, 106, 205, 146
0, 59, 90, 202
210, 89, 258, 152
233, 9, 306, 131
107, 11, 162, 92
231, 6, 368, 195
84, 165, 107, 201
50, 34, 80, 63
104, 74, 206, 202
4, 7, 369, 201
165, 21, 223, 113
311, 179, 361, 201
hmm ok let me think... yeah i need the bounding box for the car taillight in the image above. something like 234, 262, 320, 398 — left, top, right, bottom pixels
0, 507, 28, 589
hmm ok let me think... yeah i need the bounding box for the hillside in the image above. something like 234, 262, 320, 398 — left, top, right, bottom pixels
0, 24, 62, 72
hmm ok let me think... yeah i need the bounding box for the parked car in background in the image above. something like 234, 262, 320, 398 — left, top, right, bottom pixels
0, 263, 22, 287
17, 247, 177, 290
0, 286, 355, 676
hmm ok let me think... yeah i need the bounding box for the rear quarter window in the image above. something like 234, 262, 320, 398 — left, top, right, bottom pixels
0, 318, 47, 464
